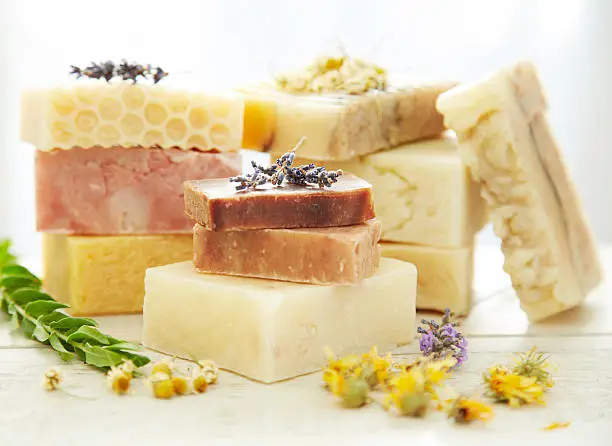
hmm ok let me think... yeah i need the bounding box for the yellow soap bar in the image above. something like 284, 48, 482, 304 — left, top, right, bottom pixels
142, 258, 416, 383
301, 136, 488, 248
381, 243, 473, 315
21, 83, 244, 152
42, 234, 192, 315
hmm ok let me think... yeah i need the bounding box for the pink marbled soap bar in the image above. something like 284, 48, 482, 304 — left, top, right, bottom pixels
36, 147, 241, 235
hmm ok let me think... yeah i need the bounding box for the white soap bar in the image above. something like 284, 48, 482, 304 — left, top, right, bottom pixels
310, 136, 487, 248
142, 258, 416, 383
381, 243, 473, 315
436, 61, 602, 321
21, 83, 244, 151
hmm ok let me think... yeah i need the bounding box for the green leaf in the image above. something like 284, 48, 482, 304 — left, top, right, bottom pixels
38, 311, 69, 325
105, 341, 142, 352
1, 276, 41, 293
117, 351, 151, 368
11, 288, 54, 306
48, 333, 74, 361
50, 317, 98, 331
73, 347, 86, 362
22, 318, 36, 338
66, 326, 109, 346
1, 265, 39, 283
33, 323, 49, 342
83, 345, 126, 369
24, 300, 69, 318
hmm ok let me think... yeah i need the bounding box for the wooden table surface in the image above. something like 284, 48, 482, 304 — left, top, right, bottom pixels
0, 246, 611, 445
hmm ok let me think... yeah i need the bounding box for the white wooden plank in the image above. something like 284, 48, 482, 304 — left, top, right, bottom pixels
0, 336, 609, 445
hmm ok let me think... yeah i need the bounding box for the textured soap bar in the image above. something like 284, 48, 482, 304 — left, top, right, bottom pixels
194, 220, 381, 284
240, 82, 455, 160
36, 147, 241, 235
297, 136, 487, 248
21, 84, 243, 151
43, 234, 192, 315
142, 258, 416, 383
184, 173, 375, 231
381, 243, 473, 315
436, 61, 602, 321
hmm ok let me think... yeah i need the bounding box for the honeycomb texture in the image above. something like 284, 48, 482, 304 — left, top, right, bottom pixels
21, 84, 244, 152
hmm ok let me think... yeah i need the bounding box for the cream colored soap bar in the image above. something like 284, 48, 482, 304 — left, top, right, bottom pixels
43, 234, 192, 315
436, 61, 602, 321
306, 136, 487, 248
240, 82, 454, 160
21, 83, 244, 151
142, 258, 417, 383
381, 243, 473, 315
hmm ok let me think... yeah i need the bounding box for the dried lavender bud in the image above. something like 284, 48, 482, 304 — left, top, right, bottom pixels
418, 308, 467, 368
70, 60, 168, 84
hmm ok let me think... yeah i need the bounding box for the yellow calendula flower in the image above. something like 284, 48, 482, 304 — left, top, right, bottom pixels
448, 396, 494, 423
483, 365, 546, 408
384, 367, 430, 417
360, 346, 392, 389
322, 347, 361, 391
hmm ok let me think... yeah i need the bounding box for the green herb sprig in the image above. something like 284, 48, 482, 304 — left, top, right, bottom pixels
0, 240, 150, 370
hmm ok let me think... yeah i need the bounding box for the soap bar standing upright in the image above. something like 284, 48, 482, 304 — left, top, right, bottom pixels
184, 173, 375, 231
436, 61, 602, 321
142, 258, 417, 383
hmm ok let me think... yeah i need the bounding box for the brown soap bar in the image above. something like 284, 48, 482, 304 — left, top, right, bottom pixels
184, 173, 375, 230
194, 220, 381, 284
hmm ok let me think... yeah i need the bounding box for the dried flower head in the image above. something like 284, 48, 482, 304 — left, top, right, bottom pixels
70, 60, 168, 84
275, 54, 387, 95
384, 366, 430, 417
329, 372, 370, 409
192, 375, 209, 394
197, 359, 219, 385
107, 367, 132, 395
360, 346, 392, 390
150, 373, 176, 399
448, 396, 494, 423
512, 347, 554, 389
43, 367, 63, 391
172, 376, 189, 396
417, 308, 467, 368
151, 360, 174, 379
483, 365, 545, 408
322, 347, 362, 392
229, 138, 343, 191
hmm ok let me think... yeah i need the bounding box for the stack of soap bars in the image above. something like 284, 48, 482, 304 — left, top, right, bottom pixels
240, 56, 487, 315
142, 169, 417, 383
21, 70, 244, 315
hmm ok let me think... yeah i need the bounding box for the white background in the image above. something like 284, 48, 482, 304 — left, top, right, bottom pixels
1, 0, 611, 258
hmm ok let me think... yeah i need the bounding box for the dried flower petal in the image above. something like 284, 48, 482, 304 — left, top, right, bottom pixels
543, 421, 571, 431
197, 359, 219, 384
448, 396, 494, 423
43, 368, 63, 391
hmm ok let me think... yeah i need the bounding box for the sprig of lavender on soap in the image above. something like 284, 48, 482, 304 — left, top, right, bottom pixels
417, 308, 467, 369
70, 60, 168, 84
230, 138, 343, 190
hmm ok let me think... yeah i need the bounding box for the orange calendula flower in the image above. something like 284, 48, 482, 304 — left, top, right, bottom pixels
448, 396, 494, 423
483, 365, 546, 407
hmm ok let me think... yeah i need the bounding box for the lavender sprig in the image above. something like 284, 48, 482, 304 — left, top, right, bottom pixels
417, 308, 467, 368
229, 138, 343, 191
70, 60, 168, 84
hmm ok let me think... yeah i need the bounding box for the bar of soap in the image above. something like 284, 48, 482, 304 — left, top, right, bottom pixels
239, 82, 455, 160
43, 234, 192, 315
21, 84, 244, 151
194, 220, 381, 284
142, 258, 416, 383
184, 173, 375, 231
381, 243, 473, 315
36, 147, 241, 235
296, 136, 487, 248
436, 61, 602, 321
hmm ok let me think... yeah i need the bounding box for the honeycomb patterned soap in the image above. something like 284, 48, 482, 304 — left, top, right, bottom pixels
21, 83, 244, 152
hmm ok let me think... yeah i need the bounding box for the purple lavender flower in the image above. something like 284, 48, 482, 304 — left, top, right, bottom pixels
441, 323, 458, 339
419, 331, 436, 355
